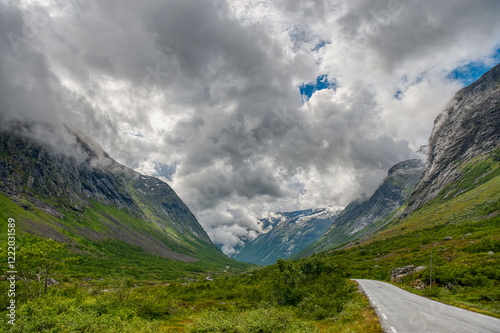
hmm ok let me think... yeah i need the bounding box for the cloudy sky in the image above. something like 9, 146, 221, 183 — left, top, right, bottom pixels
1, 0, 500, 254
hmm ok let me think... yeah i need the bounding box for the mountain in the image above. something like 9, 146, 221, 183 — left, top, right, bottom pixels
313, 65, 500, 316
0, 123, 241, 277
404, 62, 500, 215
232, 208, 340, 265
296, 158, 426, 257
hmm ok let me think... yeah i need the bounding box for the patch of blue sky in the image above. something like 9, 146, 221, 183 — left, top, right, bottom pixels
299, 74, 336, 102
287, 27, 310, 50
393, 71, 428, 99
312, 40, 329, 51
448, 47, 500, 86
394, 90, 403, 100
155, 163, 177, 182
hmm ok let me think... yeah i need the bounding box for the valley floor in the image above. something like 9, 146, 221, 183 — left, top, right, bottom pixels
0, 258, 382, 333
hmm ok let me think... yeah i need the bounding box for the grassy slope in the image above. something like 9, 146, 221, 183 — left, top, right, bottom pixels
314, 150, 500, 317
0, 192, 250, 281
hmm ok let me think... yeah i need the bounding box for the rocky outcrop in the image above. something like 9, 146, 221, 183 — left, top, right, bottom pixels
297, 158, 426, 256
0, 128, 135, 211
390, 265, 427, 282
404, 63, 500, 215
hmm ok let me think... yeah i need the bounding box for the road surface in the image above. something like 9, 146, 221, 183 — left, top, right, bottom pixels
354, 279, 500, 333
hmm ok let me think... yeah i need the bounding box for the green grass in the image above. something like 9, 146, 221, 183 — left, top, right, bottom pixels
0, 191, 250, 280
312, 151, 500, 317
189, 307, 319, 332
0, 256, 381, 333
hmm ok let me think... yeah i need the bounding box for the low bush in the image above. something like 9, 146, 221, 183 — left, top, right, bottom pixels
188, 307, 319, 333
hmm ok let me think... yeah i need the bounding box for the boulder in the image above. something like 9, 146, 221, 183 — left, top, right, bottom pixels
46, 278, 59, 286
390, 265, 427, 282
410, 279, 426, 290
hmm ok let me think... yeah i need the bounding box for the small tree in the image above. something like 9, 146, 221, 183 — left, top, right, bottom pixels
18, 238, 70, 297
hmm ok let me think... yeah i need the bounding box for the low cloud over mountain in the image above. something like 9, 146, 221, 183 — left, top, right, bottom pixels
1, 0, 499, 254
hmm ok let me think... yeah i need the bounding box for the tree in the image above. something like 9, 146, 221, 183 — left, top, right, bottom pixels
18, 238, 71, 297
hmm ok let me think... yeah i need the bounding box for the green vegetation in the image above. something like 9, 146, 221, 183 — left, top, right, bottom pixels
314, 151, 500, 317
0, 192, 250, 281
0, 147, 497, 331
0, 254, 380, 332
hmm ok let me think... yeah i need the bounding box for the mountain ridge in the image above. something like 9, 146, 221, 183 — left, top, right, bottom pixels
231, 207, 340, 265
0, 123, 224, 264
296, 158, 426, 257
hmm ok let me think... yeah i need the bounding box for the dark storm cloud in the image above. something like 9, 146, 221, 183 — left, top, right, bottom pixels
1, 0, 499, 254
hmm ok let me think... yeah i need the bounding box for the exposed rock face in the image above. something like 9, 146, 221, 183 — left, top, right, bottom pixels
0, 124, 218, 261
0, 128, 135, 211
390, 265, 427, 282
404, 63, 500, 215
231, 208, 340, 265
297, 158, 425, 256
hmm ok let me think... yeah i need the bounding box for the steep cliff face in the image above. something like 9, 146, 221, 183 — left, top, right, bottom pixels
0, 124, 221, 262
404, 63, 500, 215
297, 158, 426, 256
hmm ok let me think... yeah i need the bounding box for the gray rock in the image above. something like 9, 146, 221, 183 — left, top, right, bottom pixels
46, 278, 59, 286
390, 265, 427, 282
444, 236, 453, 241
404, 63, 500, 215
411, 278, 427, 290
391, 265, 415, 282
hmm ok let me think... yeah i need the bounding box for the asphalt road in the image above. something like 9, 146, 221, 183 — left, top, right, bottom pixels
354, 279, 500, 333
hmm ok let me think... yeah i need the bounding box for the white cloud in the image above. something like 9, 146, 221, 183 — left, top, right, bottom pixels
1, 0, 499, 254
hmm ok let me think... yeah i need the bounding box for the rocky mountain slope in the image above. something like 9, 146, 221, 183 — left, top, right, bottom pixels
0, 123, 229, 265
404, 62, 500, 215
315, 65, 500, 317
297, 158, 426, 257
232, 208, 339, 265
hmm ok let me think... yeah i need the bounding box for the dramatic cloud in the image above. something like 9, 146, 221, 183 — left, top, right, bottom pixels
1, 0, 499, 254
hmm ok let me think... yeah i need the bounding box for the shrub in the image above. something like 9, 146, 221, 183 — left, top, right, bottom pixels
188, 307, 318, 333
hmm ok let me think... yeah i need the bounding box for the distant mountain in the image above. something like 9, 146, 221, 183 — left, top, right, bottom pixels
404, 62, 500, 215
232, 208, 340, 265
296, 158, 426, 257
0, 124, 230, 266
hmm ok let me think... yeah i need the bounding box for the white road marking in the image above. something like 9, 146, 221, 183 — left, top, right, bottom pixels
355, 279, 500, 333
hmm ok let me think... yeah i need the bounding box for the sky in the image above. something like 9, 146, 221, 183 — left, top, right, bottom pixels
1, 0, 500, 255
